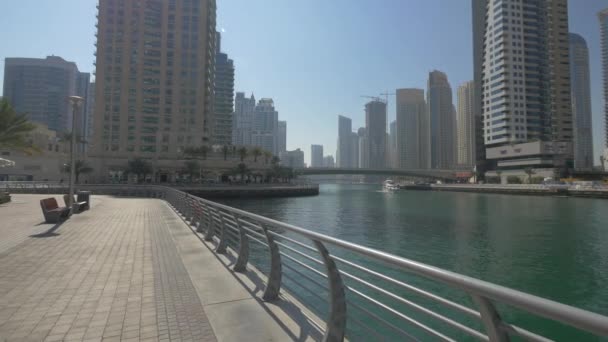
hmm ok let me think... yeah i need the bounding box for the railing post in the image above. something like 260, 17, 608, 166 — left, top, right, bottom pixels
232, 214, 249, 272
472, 295, 510, 342
216, 211, 228, 254
204, 204, 215, 241
313, 240, 347, 342
260, 224, 281, 301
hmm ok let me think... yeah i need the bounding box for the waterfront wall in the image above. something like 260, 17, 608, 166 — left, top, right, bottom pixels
428, 184, 608, 199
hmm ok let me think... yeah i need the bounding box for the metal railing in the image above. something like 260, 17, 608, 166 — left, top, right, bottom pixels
6, 183, 608, 341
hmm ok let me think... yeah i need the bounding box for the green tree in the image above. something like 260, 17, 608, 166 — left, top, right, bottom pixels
0, 99, 37, 154
524, 167, 536, 184
183, 160, 200, 182
252, 147, 262, 163
271, 156, 280, 166
222, 145, 230, 161
238, 146, 248, 162
126, 158, 152, 183
62, 160, 94, 184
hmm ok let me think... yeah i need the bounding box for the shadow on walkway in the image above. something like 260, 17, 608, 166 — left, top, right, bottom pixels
186, 224, 325, 342
30, 221, 65, 238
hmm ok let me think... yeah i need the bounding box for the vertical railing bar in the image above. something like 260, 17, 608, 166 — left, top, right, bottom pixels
260, 223, 282, 301
313, 240, 347, 342
472, 295, 510, 342
232, 213, 250, 272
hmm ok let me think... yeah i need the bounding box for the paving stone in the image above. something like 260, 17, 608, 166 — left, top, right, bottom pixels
0, 195, 217, 342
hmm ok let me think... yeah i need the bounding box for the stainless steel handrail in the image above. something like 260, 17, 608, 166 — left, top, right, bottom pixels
8, 183, 608, 341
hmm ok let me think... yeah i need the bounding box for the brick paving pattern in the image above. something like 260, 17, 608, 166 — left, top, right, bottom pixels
0, 196, 217, 342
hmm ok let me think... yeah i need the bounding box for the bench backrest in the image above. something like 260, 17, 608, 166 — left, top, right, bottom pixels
41, 198, 59, 211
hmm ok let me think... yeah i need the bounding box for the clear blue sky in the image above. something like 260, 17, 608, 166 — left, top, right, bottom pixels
0, 1, 606, 165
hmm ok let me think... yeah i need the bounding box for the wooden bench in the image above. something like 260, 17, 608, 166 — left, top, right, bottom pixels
40, 198, 70, 223
63, 194, 88, 213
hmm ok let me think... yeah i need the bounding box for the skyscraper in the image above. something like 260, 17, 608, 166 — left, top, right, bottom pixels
350, 132, 359, 169
252, 98, 279, 154
212, 32, 235, 146
365, 100, 387, 169
277, 121, 287, 154
337, 115, 353, 167
388, 121, 397, 168
232, 92, 255, 146
427, 71, 455, 169
3, 56, 86, 133
92, 0, 217, 159
569, 33, 594, 170
599, 9, 608, 157
476, 0, 573, 172
472, 0, 487, 175
396, 88, 427, 169
457, 81, 475, 168
311, 144, 324, 167
357, 127, 368, 168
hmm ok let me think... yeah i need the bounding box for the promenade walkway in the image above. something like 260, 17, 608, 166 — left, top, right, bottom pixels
0, 195, 320, 342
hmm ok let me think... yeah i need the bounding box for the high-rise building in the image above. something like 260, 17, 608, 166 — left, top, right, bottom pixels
388, 121, 397, 168
323, 155, 335, 168
599, 9, 608, 156
212, 32, 235, 146
92, 0, 217, 159
252, 98, 278, 154
472, 0, 487, 176
84, 82, 96, 154
337, 115, 353, 167
311, 144, 324, 167
350, 132, 359, 169
365, 100, 387, 169
476, 0, 573, 171
232, 92, 255, 146
569, 33, 594, 170
277, 121, 287, 154
427, 70, 455, 169
279, 149, 305, 168
457, 81, 475, 168
396, 88, 427, 169
357, 127, 368, 168
3, 56, 86, 133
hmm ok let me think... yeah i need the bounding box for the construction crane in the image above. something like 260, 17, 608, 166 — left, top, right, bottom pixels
380, 91, 395, 104
360, 95, 384, 103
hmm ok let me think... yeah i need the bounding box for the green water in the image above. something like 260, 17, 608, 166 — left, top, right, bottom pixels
219, 183, 608, 341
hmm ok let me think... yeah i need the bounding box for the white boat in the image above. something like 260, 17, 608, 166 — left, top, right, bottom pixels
383, 179, 399, 191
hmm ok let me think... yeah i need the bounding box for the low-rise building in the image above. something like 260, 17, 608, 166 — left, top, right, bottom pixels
279, 149, 305, 168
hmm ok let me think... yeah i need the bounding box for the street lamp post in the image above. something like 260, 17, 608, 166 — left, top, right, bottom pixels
68, 96, 84, 212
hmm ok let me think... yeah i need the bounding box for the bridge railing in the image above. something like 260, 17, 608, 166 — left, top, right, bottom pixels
6, 183, 608, 341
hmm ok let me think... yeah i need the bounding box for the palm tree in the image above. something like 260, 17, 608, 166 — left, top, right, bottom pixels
126, 158, 152, 183
252, 147, 262, 163
524, 167, 536, 184
238, 146, 248, 162
183, 160, 200, 182
62, 160, 94, 184
0, 99, 37, 154
271, 156, 280, 166
222, 145, 230, 161
263, 151, 272, 164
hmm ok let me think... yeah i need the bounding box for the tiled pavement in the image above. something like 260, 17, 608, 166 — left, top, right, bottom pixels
0, 195, 216, 342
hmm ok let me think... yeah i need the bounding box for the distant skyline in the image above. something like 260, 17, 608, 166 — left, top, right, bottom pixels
0, 0, 606, 165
